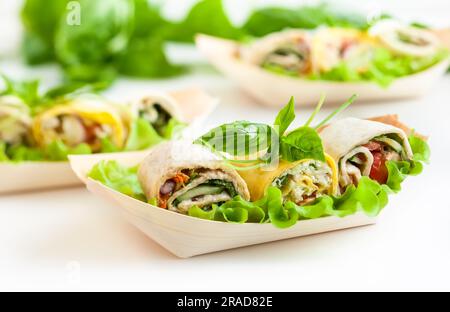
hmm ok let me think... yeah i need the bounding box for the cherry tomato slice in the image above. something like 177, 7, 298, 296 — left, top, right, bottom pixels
369, 152, 388, 184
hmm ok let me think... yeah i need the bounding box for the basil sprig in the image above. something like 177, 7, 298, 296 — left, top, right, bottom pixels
196, 95, 357, 168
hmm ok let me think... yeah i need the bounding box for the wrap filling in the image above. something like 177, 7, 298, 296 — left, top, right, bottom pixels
159, 168, 239, 214
261, 37, 311, 74
137, 99, 172, 136
271, 160, 333, 206
41, 114, 113, 151
340, 134, 408, 188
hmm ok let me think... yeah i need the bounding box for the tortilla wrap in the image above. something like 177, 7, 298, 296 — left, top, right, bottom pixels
0, 95, 32, 145
238, 154, 338, 204
32, 96, 126, 151
138, 140, 250, 214
129, 92, 184, 122
241, 29, 313, 74
319, 118, 414, 188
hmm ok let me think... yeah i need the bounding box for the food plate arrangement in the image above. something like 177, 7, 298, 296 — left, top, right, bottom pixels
70, 149, 377, 258
0, 86, 217, 194
70, 96, 430, 258
196, 21, 450, 107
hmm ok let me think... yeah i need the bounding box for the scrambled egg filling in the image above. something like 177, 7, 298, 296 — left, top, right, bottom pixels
272, 160, 333, 205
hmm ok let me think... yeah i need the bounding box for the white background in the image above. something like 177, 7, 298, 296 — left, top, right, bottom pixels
0, 0, 450, 291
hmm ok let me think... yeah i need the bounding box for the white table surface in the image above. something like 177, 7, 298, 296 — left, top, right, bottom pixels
1, 0, 450, 292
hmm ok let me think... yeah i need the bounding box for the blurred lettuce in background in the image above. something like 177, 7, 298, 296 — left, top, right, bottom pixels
19, 0, 393, 86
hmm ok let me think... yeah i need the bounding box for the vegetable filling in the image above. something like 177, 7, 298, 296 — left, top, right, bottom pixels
138, 100, 172, 136
42, 114, 112, 151
272, 160, 333, 206
261, 39, 311, 74
159, 169, 239, 213
341, 134, 407, 187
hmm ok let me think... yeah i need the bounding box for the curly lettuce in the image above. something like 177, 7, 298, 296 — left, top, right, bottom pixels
88, 160, 146, 201
308, 48, 449, 87
0, 140, 93, 162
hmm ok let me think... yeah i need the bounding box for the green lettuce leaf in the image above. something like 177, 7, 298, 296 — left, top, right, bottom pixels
188, 205, 218, 221
243, 4, 368, 37
384, 135, 429, 192
118, 35, 184, 78
309, 48, 449, 87
294, 195, 334, 220
54, 0, 134, 83
264, 187, 299, 228
161, 118, 186, 139
124, 118, 164, 151
44, 140, 92, 161
409, 135, 430, 163
100, 137, 121, 153
2, 144, 46, 161
218, 196, 266, 223
21, 0, 67, 64
88, 160, 146, 201
0, 75, 40, 105
332, 177, 390, 217
0, 143, 8, 161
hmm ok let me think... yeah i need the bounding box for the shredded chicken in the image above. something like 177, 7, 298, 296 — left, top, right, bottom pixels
177, 193, 232, 214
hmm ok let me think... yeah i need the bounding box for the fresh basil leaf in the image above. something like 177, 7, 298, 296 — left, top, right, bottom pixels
168, 0, 242, 43
274, 96, 295, 136
280, 126, 325, 162
118, 36, 184, 78
243, 4, 368, 37
196, 121, 275, 157
21, 0, 67, 64
54, 0, 134, 83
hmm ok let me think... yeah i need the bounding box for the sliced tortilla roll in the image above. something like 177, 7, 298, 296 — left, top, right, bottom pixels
312, 27, 377, 73
0, 95, 32, 145
138, 140, 250, 214
127, 93, 184, 137
241, 29, 313, 75
238, 155, 338, 206
370, 20, 441, 57
319, 118, 413, 190
32, 96, 126, 152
